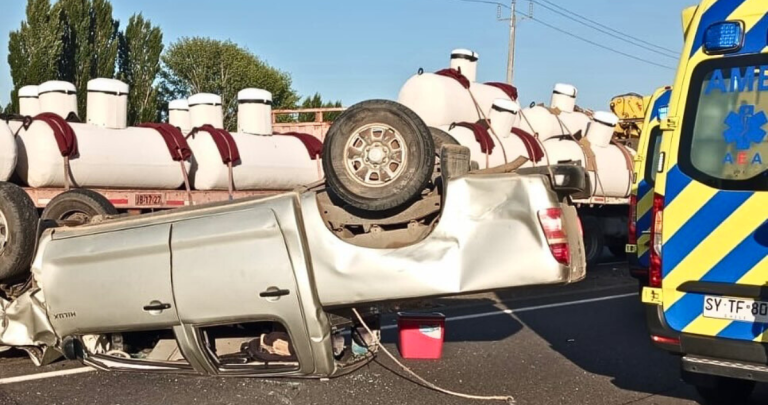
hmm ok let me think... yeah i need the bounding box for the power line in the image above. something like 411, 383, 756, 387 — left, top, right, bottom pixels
452, 0, 510, 9
532, 0, 679, 57
518, 11, 676, 71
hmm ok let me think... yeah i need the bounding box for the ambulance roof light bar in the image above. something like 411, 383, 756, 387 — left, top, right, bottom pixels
703, 21, 744, 55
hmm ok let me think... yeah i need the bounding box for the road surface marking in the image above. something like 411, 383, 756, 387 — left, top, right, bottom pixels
382, 292, 637, 329
0, 292, 637, 384
0, 367, 94, 384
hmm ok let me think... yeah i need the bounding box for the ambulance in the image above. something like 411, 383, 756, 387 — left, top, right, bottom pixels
627, 86, 672, 285
643, 1, 768, 403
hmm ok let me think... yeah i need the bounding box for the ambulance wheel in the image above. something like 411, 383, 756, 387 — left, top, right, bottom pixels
690, 375, 755, 405
323, 100, 435, 212
41, 189, 118, 226
0, 182, 39, 283
582, 216, 604, 268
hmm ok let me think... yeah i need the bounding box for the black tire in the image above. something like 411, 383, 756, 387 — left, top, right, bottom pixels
429, 127, 459, 156
0, 182, 39, 283
41, 189, 117, 226
429, 127, 460, 180
582, 216, 604, 269
323, 100, 435, 212
693, 376, 755, 405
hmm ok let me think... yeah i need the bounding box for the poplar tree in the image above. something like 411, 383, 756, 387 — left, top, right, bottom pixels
118, 14, 164, 124
7, 0, 62, 114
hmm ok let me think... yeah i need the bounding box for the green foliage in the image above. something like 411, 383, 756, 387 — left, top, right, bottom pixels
161, 37, 299, 131
298, 92, 342, 123
118, 13, 163, 124
56, 0, 119, 118
7, 0, 62, 114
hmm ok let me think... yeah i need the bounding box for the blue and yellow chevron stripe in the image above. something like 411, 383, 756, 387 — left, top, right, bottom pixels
661, 166, 767, 342
631, 87, 672, 268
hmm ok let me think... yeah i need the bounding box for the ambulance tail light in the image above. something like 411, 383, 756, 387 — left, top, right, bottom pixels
538, 208, 570, 265
628, 195, 638, 245
649, 194, 664, 287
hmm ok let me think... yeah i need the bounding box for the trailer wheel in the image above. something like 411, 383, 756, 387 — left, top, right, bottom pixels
582, 216, 604, 268
0, 182, 39, 283
41, 189, 118, 226
323, 100, 435, 212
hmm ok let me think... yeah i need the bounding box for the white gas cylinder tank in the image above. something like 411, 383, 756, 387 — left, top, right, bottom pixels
441, 99, 538, 169
87, 78, 128, 129
518, 83, 591, 140
398, 49, 513, 128
186, 91, 322, 191
0, 122, 17, 181
16, 79, 190, 189
189, 93, 223, 129
168, 99, 191, 134
542, 112, 635, 198
18, 85, 40, 117
237, 88, 273, 135
38, 80, 78, 119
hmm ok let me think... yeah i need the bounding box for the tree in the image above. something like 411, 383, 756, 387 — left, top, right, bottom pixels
298, 93, 342, 123
161, 37, 299, 131
7, 0, 62, 114
117, 13, 163, 124
57, 0, 119, 119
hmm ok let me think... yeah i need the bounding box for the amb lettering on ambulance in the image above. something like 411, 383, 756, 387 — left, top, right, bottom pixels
643, 0, 768, 397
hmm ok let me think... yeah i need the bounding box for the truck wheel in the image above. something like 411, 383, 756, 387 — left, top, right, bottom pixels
582, 216, 604, 268
429, 127, 459, 156
323, 100, 435, 212
693, 376, 755, 404
41, 189, 118, 226
0, 182, 39, 283
430, 127, 459, 179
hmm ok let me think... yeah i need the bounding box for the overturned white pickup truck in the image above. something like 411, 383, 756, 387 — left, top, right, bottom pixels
0, 100, 587, 378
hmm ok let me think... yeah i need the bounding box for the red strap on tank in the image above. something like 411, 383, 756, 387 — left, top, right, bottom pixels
33, 113, 78, 157
138, 123, 192, 162
188, 125, 241, 165
435, 68, 470, 89
453, 122, 495, 154
485, 82, 518, 101
274, 132, 323, 160
511, 128, 544, 163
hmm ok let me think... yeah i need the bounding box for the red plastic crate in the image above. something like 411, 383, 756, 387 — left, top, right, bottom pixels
397, 312, 446, 359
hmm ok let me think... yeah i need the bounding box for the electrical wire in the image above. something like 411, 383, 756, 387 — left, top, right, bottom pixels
533, 0, 680, 57
517, 11, 676, 71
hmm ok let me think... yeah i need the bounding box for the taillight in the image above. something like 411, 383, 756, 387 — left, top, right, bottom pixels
538, 208, 570, 265
628, 195, 638, 245
649, 194, 664, 287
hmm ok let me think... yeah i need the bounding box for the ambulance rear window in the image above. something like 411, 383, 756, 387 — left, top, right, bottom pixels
680, 55, 768, 191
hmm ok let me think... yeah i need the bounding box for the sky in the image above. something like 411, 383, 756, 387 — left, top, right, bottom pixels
0, 0, 695, 111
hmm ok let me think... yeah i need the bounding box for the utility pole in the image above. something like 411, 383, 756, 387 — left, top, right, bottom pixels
506, 0, 516, 85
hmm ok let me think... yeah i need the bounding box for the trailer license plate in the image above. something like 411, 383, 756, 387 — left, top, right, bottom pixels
703, 296, 768, 323
135, 193, 163, 206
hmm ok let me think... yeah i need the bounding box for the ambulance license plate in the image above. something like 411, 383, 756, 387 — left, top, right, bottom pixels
703, 296, 768, 323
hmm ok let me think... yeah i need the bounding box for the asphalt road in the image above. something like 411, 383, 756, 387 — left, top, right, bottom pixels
1, 261, 767, 405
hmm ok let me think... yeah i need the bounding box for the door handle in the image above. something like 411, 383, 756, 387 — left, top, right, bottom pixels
260, 288, 290, 298
143, 302, 172, 312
